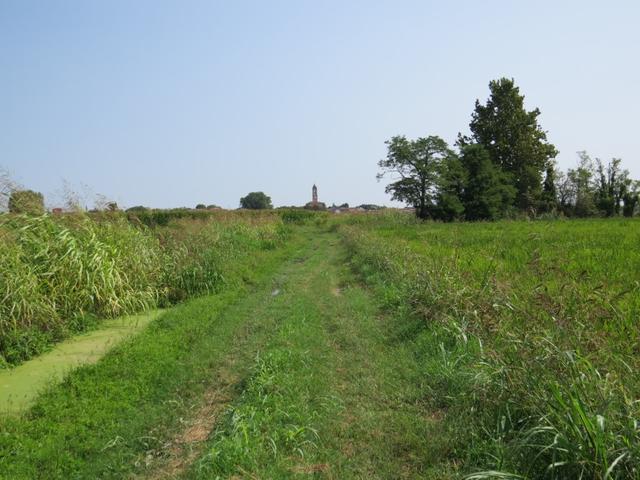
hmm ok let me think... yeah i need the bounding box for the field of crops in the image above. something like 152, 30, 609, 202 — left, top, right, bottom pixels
336, 213, 640, 478
0, 210, 288, 367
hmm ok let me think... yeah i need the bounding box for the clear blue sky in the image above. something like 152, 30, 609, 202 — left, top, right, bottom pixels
1, 1, 639, 209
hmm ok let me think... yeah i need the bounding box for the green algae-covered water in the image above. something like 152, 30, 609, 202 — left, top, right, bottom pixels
0, 310, 163, 415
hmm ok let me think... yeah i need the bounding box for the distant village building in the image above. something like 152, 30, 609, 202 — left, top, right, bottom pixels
303, 184, 387, 213
329, 202, 350, 214
305, 184, 326, 210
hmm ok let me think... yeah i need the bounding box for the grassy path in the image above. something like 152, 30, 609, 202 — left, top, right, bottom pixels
181, 230, 441, 479
1, 227, 441, 479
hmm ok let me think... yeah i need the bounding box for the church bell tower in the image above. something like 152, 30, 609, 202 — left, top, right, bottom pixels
312, 184, 318, 205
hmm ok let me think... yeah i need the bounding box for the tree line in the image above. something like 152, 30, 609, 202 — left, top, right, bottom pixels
378, 78, 639, 220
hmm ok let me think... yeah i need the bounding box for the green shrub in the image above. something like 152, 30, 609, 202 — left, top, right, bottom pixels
8, 190, 45, 215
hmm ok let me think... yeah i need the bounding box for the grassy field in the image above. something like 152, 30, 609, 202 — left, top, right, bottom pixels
1, 212, 638, 478
0, 227, 441, 479
335, 213, 640, 478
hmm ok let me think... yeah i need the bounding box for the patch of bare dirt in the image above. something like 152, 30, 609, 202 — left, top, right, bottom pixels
146, 370, 238, 479
291, 463, 330, 474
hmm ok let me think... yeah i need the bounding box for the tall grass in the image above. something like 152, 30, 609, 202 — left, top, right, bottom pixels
336, 216, 640, 478
276, 208, 328, 225
0, 211, 287, 367
157, 217, 287, 304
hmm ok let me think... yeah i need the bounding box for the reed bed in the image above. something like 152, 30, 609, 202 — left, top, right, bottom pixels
0, 211, 287, 366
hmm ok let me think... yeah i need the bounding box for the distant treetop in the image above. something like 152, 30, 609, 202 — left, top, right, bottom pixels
240, 191, 273, 210
126, 205, 149, 213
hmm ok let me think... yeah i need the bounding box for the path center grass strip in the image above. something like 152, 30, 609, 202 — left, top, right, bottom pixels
185, 231, 447, 479
187, 232, 339, 479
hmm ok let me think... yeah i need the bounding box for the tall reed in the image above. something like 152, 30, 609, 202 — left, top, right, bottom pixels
0, 212, 287, 366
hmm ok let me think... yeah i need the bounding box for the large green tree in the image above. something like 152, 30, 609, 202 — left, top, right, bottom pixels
459, 144, 515, 220
459, 78, 558, 211
239, 191, 272, 210
433, 155, 466, 221
378, 135, 456, 219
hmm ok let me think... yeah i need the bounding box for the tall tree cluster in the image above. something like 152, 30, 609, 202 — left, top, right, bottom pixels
556, 152, 639, 218
380, 78, 639, 220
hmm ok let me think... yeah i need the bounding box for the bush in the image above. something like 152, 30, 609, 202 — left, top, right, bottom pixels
8, 190, 45, 215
